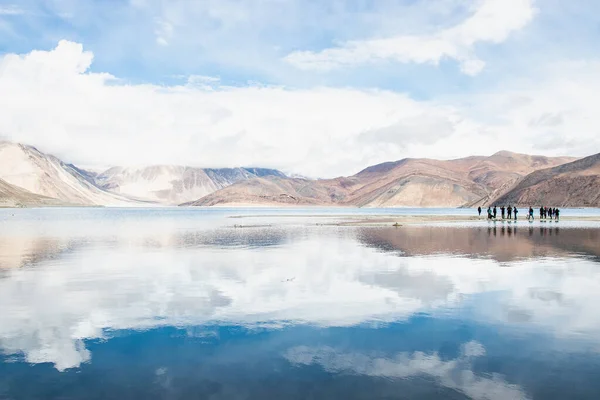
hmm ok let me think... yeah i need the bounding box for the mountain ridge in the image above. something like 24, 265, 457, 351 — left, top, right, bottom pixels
186, 151, 580, 208
0, 140, 594, 208
493, 153, 600, 207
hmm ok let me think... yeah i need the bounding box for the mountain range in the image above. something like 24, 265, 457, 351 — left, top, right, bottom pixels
185, 151, 583, 207
0, 140, 598, 208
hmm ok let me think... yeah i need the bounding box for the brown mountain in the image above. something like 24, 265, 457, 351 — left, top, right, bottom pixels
0, 178, 69, 207
185, 151, 577, 207
0, 142, 144, 206
493, 153, 600, 207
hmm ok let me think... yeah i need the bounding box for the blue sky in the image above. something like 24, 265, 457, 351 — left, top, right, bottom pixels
1, 0, 600, 176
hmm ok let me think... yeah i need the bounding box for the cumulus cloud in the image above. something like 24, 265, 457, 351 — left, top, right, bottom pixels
285, 0, 536, 75
0, 40, 598, 178
284, 342, 529, 400
0, 40, 485, 177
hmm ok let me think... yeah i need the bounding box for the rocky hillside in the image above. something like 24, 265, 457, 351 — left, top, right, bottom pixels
183, 176, 335, 206
0, 178, 68, 207
493, 153, 600, 207
95, 166, 286, 205
0, 142, 145, 206
187, 151, 577, 208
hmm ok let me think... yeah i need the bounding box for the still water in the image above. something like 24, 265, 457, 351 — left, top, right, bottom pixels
1, 208, 600, 399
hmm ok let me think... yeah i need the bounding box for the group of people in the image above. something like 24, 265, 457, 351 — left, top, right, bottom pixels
477, 205, 560, 221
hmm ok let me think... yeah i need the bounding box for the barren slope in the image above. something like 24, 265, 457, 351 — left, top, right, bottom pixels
96, 166, 285, 205
0, 178, 68, 207
493, 153, 600, 207
185, 151, 576, 208
183, 177, 333, 206
0, 142, 144, 206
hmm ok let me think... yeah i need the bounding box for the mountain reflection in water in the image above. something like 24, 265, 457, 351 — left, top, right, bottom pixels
1, 209, 600, 399
358, 224, 600, 262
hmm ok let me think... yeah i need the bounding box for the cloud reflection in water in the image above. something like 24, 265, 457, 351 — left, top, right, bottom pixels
1, 222, 600, 375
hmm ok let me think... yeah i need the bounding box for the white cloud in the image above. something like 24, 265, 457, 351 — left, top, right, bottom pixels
154, 17, 173, 46
0, 5, 23, 15
284, 342, 529, 400
0, 40, 485, 177
0, 40, 599, 179
285, 0, 536, 75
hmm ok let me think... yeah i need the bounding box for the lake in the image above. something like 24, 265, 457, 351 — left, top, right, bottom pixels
1, 208, 600, 399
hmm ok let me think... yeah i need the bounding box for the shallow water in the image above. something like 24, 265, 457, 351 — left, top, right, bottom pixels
1, 208, 600, 399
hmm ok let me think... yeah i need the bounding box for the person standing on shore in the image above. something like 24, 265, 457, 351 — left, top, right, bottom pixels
514, 207, 519, 220
555, 208, 560, 220
478, 206, 482, 216
540, 206, 544, 220
493, 206, 497, 219
501, 206, 506, 219
507, 205, 513, 219
529, 207, 534, 220
487, 207, 492, 220
548, 207, 553, 220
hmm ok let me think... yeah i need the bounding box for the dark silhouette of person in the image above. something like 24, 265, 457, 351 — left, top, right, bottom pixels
514, 207, 518, 220
493, 206, 497, 219
548, 207, 553, 220
529, 207, 534, 220
478, 206, 482, 216
507, 205, 513, 219
540, 206, 544, 219
487, 207, 492, 220
501, 206, 505, 219
555, 208, 560, 221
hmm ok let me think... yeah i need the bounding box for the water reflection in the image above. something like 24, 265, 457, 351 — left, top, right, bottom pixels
285, 341, 527, 400
1, 211, 600, 399
358, 225, 600, 262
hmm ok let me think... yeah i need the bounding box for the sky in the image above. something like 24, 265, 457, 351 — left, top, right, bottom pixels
0, 0, 599, 177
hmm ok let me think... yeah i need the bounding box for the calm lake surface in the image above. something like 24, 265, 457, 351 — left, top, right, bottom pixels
2, 208, 600, 399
